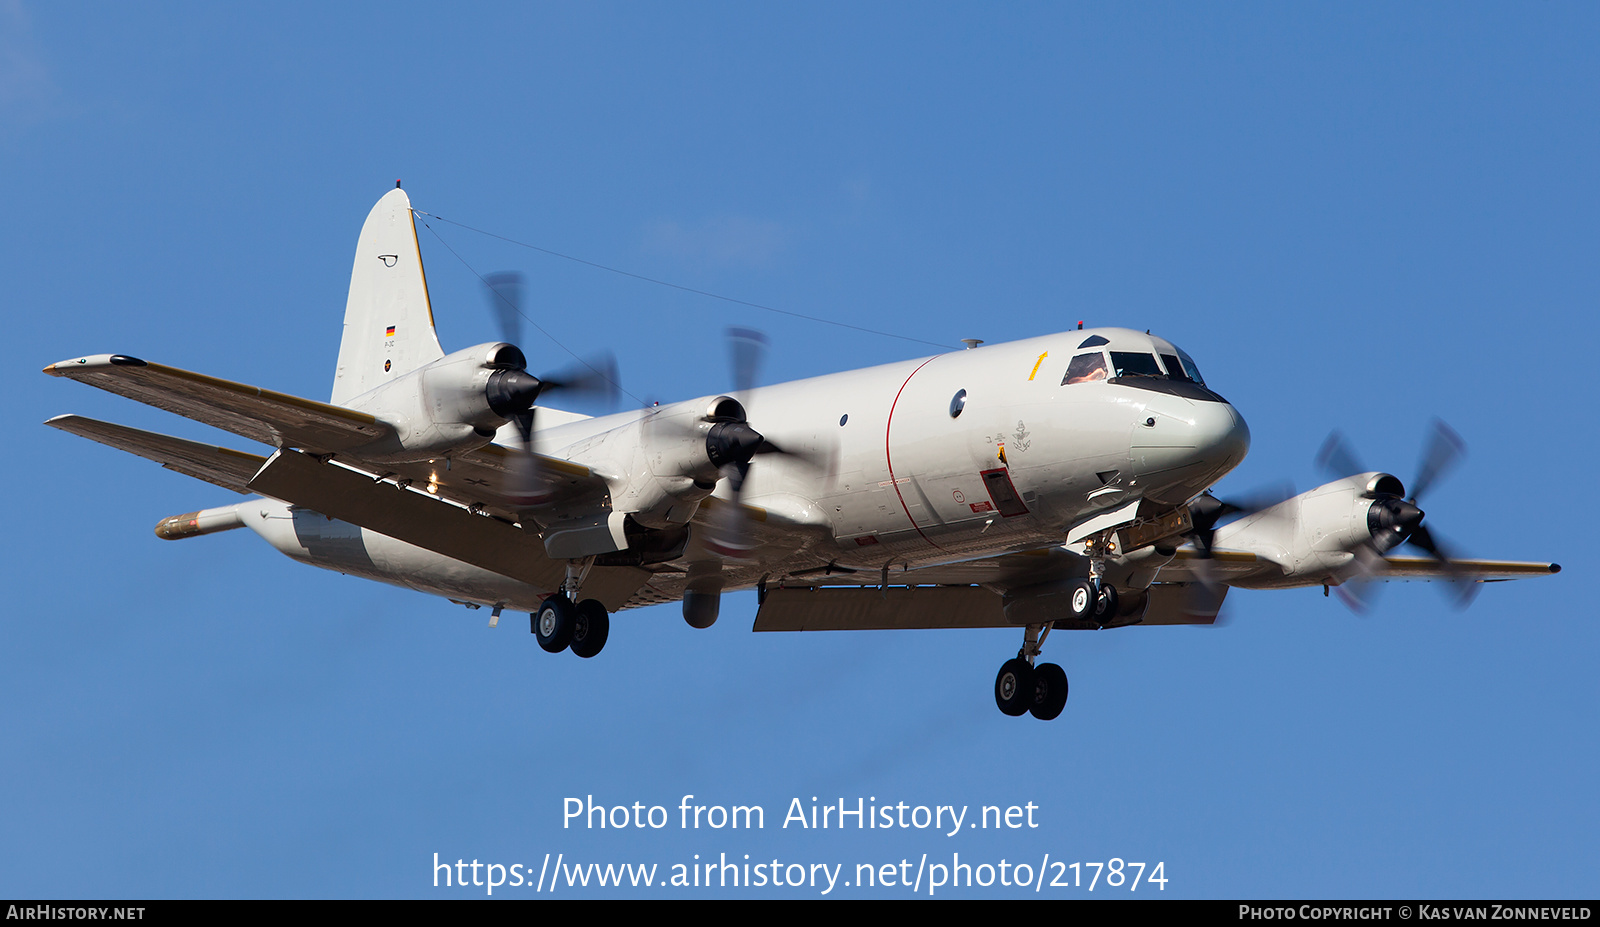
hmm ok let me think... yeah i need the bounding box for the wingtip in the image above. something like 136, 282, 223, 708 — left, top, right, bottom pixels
43, 354, 146, 376
1551, 563, 1562, 574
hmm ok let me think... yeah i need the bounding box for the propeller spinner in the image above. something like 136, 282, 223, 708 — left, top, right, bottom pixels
683, 327, 836, 627
1315, 419, 1476, 610
480, 271, 619, 506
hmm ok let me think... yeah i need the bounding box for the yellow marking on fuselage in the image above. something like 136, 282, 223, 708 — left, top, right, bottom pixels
1028, 351, 1048, 381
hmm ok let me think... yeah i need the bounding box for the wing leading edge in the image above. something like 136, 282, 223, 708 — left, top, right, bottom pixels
43, 353, 606, 522
749, 541, 1557, 633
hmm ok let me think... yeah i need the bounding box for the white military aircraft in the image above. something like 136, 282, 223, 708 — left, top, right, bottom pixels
45, 186, 1559, 720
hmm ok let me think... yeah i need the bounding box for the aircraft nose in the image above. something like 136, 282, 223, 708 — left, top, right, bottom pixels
1130, 396, 1250, 503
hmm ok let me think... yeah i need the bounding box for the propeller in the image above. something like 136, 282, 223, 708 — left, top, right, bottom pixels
1182, 483, 1294, 623
728, 327, 767, 398
483, 271, 526, 347
481, 271, 620, 506
1316, 419, 1478, 610
698, 328, 838, 558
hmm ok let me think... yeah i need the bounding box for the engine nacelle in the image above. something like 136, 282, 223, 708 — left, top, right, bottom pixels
340, 343, 528, 464
560, 396, 749, 530
1213, 473, 1416, 588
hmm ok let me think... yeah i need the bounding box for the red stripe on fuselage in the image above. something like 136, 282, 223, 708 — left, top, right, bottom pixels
885, 356, 948, 552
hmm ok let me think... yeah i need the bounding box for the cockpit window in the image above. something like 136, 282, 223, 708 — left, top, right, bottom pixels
1160, 354, 1191, 382
1062, 352, 1108, 385
1110, 352, 1163, 378
1174, 348, 1205, 385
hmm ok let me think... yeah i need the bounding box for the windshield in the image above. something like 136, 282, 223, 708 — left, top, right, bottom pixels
1062, 352, 1109, 385
1059, 342, 1212, 392
1171, 348, 1205, 385
1110, 352, 1163, 378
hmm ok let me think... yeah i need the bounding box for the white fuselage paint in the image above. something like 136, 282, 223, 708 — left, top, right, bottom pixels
243, 327, 1250, 611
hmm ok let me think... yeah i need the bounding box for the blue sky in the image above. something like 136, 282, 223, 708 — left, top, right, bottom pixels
3, 2, 1595, 898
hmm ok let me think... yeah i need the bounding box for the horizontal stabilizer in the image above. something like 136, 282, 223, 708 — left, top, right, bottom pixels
44, 355, 393, 453
46, 414, 267, 494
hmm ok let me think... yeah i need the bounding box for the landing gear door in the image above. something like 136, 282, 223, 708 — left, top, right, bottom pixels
979, 467, 1030, 517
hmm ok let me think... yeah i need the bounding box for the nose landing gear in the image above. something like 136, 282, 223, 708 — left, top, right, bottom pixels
994, 622, 1070, 720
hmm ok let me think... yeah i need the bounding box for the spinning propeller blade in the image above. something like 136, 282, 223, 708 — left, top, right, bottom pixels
1183, 483, 1294, 624
1317, 420, 1479, 611
480, 271, 621, 508
700, 327, 834, 562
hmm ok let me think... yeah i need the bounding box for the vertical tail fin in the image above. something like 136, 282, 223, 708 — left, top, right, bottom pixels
331, 187, 446, 405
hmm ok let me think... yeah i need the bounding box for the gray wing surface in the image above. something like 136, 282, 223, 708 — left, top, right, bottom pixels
750, 545, 1224, 631
44, 414, 645, 607
44, 355, 392, 452
750, 540, 1557, 632
242, 449, 647, 609
46, 414, 267, 495
1151, 548, 1561, 585
44, 354, 608, 522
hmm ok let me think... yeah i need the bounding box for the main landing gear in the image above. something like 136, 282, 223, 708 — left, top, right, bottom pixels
531, 595, 611, 658
994, 623, 1069, 720
529, 556, 611, 658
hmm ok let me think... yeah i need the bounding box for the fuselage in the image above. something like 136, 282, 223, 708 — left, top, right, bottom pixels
244, 326, 1250, 611
551, 327, 1247, 570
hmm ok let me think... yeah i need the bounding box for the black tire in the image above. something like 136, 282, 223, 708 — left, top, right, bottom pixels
1030, 663, 1069, 721
994, 658, 1036, 717
533, 595, 575, 653
1065, 579, 1096, 622
570, 599, 610, 659
1092, 583, 1119, 623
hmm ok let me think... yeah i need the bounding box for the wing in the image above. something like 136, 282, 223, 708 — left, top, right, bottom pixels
46, 411, 649, 603
1150, 547, 1561, 586
243, 445, 571, 591
747, 537, 1559, 633
44, 353, 608, 522
1373, 556, 1561, 581
751, 582, 1215, 630
44, 355, 392, 452
46, 414, 266, 494
748, 544, 1224, 632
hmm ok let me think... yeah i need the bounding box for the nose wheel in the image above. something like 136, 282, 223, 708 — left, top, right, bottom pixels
993, 622, 1070, 720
